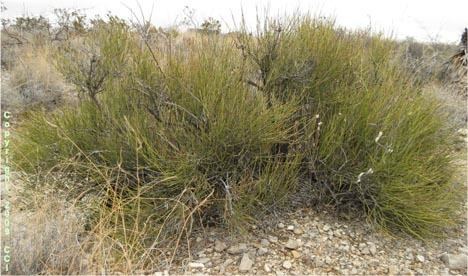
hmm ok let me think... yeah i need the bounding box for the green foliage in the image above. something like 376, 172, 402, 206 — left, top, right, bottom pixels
200, 17, 221, 34
14, 15, 51, 32
12, 14, 463, 265
53, 18, 131, 105
237, 17, 462, 237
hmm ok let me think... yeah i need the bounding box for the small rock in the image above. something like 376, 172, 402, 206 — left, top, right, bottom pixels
278, 222, 285, 229
188, 262, 205, 269
268, 235, 278, 243
239, 253, 254, 272
361, 248, 371, 255
282, 260, 292, 269
323, 224, 331, 231
257, 247, 268, 256
285, 239, 299, 250
296, 239, 303, 247
457, 128, 468, 137
287, 225, 295, 231
416, 255, 425, 263
214, 240, 227, 252
325, 256, 332, 265
293, 228, 303, 235
223, 258, 234, 267
367, 242, 377, 256
440, 253, 468, 270
227, 243, 248, 255
388, 266, 398, 275
291, 250, 301, 259
264, 263, 272, 272
305, 241, 314, 248
197, 257, 211, 264
260, 239, 270, 247
196, 237, 203, 243
248, 248, 257, 258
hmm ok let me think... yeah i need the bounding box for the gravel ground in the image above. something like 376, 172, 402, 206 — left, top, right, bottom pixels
165, 202, 466, 276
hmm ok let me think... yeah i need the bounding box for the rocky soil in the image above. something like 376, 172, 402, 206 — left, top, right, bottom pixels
160, 203, 466, 276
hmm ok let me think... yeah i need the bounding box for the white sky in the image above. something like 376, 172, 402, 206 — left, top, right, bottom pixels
2, 0, 467, 43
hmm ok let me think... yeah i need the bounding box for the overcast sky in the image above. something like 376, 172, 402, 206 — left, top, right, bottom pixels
2, 0, 467, 43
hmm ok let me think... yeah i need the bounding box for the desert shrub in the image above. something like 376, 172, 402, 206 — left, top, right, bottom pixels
12, 18, 302, 269
11, 14, 463, 270
200, 17, 222, 34
237, 17, 462, 238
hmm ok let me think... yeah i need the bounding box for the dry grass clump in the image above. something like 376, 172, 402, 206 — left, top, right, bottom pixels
10, 14, 464, 272
6, 177, 90, 275
1, 44, 75, 113
394, 38, 458, 84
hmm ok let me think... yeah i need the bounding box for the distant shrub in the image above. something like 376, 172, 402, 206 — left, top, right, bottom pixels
200, 17, 221, 34
1, 45, 74, 113
395, 37, 458, 85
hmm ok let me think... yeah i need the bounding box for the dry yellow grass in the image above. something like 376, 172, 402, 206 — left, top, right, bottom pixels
2, 44, 75, 113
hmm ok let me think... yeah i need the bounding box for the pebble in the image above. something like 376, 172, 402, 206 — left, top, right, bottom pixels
457, 128, 467, 137
214, 240, 227, 252
285, 239, 299, 250
260, 239, 270, 247
188, 262, 205, 269
223, 258, 234, 267
264, 263, 272, 272
440, 253, 468, 270
287, 225, 295, 231
227, 243, 248, 255
416, 255, 425, 263
257, 247, 268, 256
268, 235, 279, 243
278, 223, 285, 229
367, 242, 377, 256
291, 250, 301, 258
197, 257, 210, 264
283, 260, 292, 269
239, 253, 254, 272
293, 228, 303, 235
